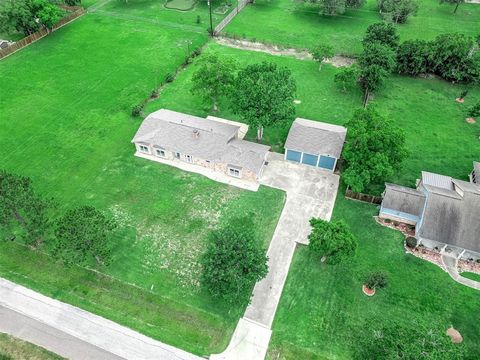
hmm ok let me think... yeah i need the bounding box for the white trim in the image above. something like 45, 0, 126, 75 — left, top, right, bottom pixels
300, 151, 304, 163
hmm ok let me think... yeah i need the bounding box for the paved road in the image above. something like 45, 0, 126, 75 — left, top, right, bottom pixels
212, 153, 339, 360
0, 306, 123, 360
0, 278, 204, 360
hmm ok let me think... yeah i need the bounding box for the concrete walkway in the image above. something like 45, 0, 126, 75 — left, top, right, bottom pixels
441, 254, 480, 290
0, 278, 203, 360
211, 153, 340, 360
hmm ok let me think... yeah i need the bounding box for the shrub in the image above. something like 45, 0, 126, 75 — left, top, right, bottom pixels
364, 272, 388, 290
378, 0, 418, 24
150, 89, 159, 98
468, 102, 480, 118
164, 73, 175, 83
396, 39, 430, 76
405, 236, 417, 248
131, 104, 144, 117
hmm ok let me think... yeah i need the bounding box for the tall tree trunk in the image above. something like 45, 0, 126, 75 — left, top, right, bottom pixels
363, 88, 369, 108
454, 2, 460, 14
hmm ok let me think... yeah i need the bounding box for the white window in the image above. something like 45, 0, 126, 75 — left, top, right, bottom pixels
155, 148, 166, 157
185, 155, 193, 163
139, 144, 150, 153
228, 167, 241, 178
174, 152, 180, 159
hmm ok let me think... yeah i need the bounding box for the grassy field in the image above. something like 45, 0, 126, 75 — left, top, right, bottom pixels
146, 42, 480, 189
0, 9, 285, 356
461, 272, 480, 282
0, 333, 64, 360
267, 189, 480, 359
224, 0, 480, 55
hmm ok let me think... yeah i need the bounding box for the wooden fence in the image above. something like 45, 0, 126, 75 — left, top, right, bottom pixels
0, 7, 85, 60
345, 187, 382, 205
214, 0, 251, 35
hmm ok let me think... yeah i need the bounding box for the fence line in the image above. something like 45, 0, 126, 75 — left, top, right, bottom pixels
345, 187, 382, 205
214, 0, 251, 35
0, 8, 85, 60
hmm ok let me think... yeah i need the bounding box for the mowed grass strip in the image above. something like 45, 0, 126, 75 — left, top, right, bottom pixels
0, 332, 64, 360
146, 42, 480, 188
223, 0, 480, 55
0, 12, 286, 355
267, 189, 480, 359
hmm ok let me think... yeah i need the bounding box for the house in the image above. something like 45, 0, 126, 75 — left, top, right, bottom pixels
284, 118, 347, 172
470, 161, 479, 184
131, 109, 270, 187
379, 166, 480, 260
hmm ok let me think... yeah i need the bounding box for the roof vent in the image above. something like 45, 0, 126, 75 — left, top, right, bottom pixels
193, 129, 200, 139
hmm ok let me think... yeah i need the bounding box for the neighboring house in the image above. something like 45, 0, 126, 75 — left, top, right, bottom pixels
470, 161, 479, 184
284, 118, 347, 172
132, 109, 270, 183
380, 166, 480, 260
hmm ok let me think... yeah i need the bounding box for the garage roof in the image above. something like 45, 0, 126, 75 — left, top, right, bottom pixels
285, 118, 347, 158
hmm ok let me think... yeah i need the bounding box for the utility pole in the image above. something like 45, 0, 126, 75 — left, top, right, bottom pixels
207, 0, 214, 37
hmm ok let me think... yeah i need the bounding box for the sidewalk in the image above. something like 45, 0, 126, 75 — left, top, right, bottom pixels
0, 278, 203, 360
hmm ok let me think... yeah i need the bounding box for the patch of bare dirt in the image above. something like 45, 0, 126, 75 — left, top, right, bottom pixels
215, 37, 356, 67
362, 285, 375, 296
466, 117, 476, 124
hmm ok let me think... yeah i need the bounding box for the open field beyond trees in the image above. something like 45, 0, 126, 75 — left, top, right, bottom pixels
224, 0, 480, 55
146, 42, 480, 190
0, 333, 64, 360
0, 6, 285, 356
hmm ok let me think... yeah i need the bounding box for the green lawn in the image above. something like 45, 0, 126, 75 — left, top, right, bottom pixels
146, 42, 480, 189
460, 272, 480, 282
224, 0, 480, 55
0, 333, 64, 360
267, 189, 480, 359
0, 9, 285, 356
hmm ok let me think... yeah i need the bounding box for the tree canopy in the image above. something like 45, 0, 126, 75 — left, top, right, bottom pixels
52, 206, 117, 266
231, 62, 296, 140
311, 43, 334, 70
0, 0, 63, 36
362, 22, 400, 49
342, 107, 408, 193
378, 0, 418, 24
307, 0, 365, 16
191, 53, 237, 111
308, 218, 358, 264
0, 170, 54, 247
200, 218, 268, 305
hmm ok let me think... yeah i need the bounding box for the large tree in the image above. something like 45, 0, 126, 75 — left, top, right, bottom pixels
358, 41, 396, 105
191, 53, 237, 111
311, 43, 334, 70
0, 170, 54, 248
342, 107, 408, 193
396, 39, 431, 76
0, 0, 63, 36
308, 218, 357, 265
430, 33, 480, 83
362, 22, 399, 49
52, 206, 117, 266
306, 0, 365, 16
378, 0, 418, 24
231, 62, 296, 140
200, 219, 268, 305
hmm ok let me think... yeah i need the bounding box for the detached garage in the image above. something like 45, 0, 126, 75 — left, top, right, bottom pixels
284, 118, 347, 172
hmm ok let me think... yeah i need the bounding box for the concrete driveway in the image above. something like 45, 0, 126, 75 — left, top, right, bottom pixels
211, 153, 339, 360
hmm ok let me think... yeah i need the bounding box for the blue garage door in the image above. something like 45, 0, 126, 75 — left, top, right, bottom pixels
286, 149, 302, 163
318, 155, 336, 170
302, 153, 319, 167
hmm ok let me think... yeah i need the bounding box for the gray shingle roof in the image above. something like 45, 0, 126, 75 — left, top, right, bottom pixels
131, 109, 269, 176
421, 171, 453, 190
382, 184, 426, 217
418, 189, 480, 253
284, 118, 347, 158
474, 161, 480, 174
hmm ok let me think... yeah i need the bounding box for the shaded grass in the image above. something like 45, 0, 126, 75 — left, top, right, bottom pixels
0, 333, 64, 360
267, 189, 480, 359
0, 11, 285, 355
146, 43, 480, 189
224, 0, 480, 55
